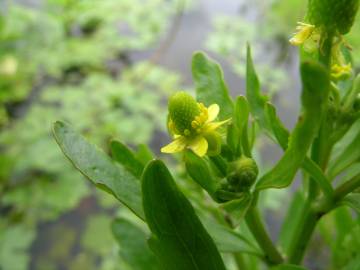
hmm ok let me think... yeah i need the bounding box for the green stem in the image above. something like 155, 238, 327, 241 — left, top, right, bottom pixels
234, 253, 247, 270
334, 174, 360, 200
287, 202, 319, 264
245, 206, 283, 265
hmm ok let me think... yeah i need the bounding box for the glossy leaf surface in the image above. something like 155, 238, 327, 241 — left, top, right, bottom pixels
53, 121, 144, 219
142, 160, 226, 270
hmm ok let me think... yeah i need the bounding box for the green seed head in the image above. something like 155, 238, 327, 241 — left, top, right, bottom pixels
307, 0, 359, 34
227, 156, 259, 191
168, 92, 200, 135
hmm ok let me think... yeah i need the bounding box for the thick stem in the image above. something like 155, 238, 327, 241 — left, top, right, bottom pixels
245, 206, 283, 265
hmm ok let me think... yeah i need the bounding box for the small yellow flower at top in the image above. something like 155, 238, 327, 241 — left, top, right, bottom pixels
161, 92, 230, 157
289, 22, 316, 46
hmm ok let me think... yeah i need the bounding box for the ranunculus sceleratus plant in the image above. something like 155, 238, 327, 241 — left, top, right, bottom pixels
53, 1, 360, 269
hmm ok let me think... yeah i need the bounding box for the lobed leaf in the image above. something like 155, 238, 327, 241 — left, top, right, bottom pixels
52, 121, 144, 219
256, 61, 330, 190
192, 51, 234, 120
142, 160, 226, 270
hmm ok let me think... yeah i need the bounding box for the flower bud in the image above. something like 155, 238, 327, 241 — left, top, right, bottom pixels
227, 156, 258, 191
168, 92, 200, 136
307, 0, 359, 34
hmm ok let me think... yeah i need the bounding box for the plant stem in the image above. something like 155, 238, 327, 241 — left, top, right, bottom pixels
245, 206, 283, 265
287, 203, 319, 264
334, 174, 360, 200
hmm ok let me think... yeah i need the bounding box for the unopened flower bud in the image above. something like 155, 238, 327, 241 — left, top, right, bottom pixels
227, 156, 258, 191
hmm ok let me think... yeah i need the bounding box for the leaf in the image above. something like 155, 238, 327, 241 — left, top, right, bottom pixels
264, 103, 289, 149
328, 130, 360, 179
341, 194, 360, 213
222, 192, 252, 226
142, 160, 226, 270
278, 192, 305, 253
52, 121, 144, 219
135, 144, 154, 165
256, 61, 330, 190
246, 44, 269, 130
192, 51, 234, 119
271, 264, 308, 270
234, 96, 251, 156
266, 101, 333, 197
110, 140, 144, 178
184, 150, 218, 198
201, 218, 262, 256
112, 218, 159, 270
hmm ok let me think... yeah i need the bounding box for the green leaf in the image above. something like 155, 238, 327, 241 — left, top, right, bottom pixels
52, 121, 144, 219
341, 194, 360, 213
192, 51, 234, 119
278, 192, 305, 253
222, 192, 252, 226
234, 96, 251, 156
112, 218, 159, 270
264, 103, 289, 149
246, 44, 269, 130
328, 130, 360, 179
110, 140, 144, 178
271, 264, 308, 270
256, 61, 330, 190
135, 144, 154, 165
265, 101, 333, 197
201, 219, 262, 256
184, 150, 218, 198
142, 160, 226, 270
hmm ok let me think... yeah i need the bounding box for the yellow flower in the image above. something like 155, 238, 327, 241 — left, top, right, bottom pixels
161, 92, 230, 157
331, 63, 352, 80
289, 22, 316, 46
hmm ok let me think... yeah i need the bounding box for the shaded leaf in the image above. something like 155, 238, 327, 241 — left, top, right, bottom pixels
278, 192, 305, 253
52, 121, 144, 219
111, 140, 144, 178
328, 130, 360, 179
271, 264, 308, 270
341, 194, 360, 213
112, 218, 159, 270
135, 144, 154, 165
222, 192, 252, 226
142, 160, 226, 270
201, 219, 263, 256
246, 44, 269, 130
184, 150, 218, 198
192, 51, 234, 119
256, 61, 330, 190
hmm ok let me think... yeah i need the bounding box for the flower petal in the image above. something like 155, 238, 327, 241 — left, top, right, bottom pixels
207, 104, 220, 122
161, 137, 187, 153
188, 136, 208, 157
289, 22, 315, 46
204, 119, 231, 132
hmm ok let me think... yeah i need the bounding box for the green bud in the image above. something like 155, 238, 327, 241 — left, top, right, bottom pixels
227, 156, 258, 191
307, 0, 359, 34
168, 92, 200, 135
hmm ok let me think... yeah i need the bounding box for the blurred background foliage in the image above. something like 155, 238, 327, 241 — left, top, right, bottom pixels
0, 0, 359, 270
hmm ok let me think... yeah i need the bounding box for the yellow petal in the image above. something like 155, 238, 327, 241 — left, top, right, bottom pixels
161, 137, 187, 153
289, 22, 315, 46
204, 119, 231, 132
188, 136, 208, 157
207, 104, 220, 122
